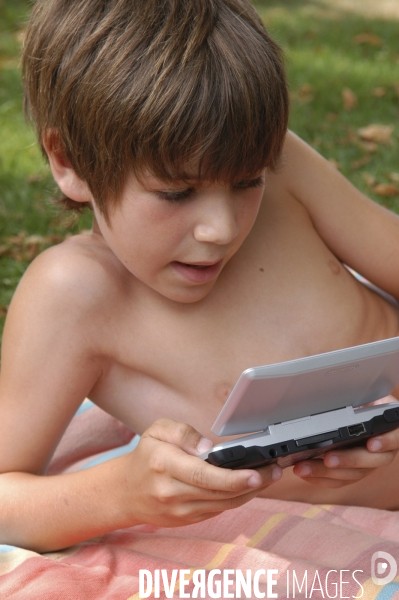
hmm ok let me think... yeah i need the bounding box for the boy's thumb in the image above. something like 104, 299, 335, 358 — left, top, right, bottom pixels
144, 418, 213, 456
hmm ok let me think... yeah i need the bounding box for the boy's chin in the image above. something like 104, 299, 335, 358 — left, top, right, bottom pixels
157, 280, 217, 304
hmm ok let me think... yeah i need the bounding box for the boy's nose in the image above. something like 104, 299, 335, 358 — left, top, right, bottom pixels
193, 194, 239, 245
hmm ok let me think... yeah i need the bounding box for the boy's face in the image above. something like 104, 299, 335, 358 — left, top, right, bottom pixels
93, 170, 266, 303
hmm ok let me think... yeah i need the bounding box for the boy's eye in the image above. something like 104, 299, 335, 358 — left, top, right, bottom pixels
154, 176, 264, 202
233, 176, 265, 190
155, 187, 195, 203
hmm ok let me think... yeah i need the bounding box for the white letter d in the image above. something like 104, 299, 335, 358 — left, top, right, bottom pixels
139, 570, 153, 598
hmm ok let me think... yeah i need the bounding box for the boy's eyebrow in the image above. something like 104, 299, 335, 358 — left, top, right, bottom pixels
146, 177, 266, 193
141, 175, 195, 189
139, 165, 267, 191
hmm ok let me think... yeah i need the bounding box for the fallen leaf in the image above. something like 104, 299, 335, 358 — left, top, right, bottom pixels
0, 306, 9, 318
358, 141, 378, 152
353, 33, 382, 47
25, 234, 46, 245
342, 88, 358, 110
11, 252, 25, 262
25, 245, 41, 261
363, 173, 376, 187
388, 173, 399, 183
351, 156, 372, 169
0, 231, 65, 264
0, 58, 19, 70
372, 87, 386, 97
305, 30, 317, 40
15, 30, 25, 44
6, 232, 27, 245
342, 128, 359, 146
27, 173, 46, 183
45, 234, 64, 245
357, 124, 394, 144
299, 84, 313, 94
327, 113, 338, 122
297, 84, 314, 102
373, 183, 399, 197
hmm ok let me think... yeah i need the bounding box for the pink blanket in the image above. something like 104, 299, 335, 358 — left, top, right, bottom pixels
1, 401, 399, 599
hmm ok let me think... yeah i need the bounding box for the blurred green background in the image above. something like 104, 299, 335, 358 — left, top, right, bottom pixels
0, 0, 398, 341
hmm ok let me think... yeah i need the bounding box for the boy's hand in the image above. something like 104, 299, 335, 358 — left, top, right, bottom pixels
122, 419, 282, 527
292, 429, 399, 488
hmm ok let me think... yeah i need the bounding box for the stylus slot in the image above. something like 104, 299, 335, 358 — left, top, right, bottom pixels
281, 444, 289, 453
296, 429, 340, 447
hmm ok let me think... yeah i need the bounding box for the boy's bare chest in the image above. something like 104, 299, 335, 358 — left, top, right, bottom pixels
90, 194, 399, 439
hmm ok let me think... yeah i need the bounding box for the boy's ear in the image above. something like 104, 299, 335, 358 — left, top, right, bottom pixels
42, 130, 92, 204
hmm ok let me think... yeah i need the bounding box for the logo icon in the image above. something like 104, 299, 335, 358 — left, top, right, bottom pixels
371, 551, 397, 585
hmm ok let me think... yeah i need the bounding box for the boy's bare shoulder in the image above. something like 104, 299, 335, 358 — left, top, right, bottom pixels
16, 231, 129, 319
267, 130, 399, 301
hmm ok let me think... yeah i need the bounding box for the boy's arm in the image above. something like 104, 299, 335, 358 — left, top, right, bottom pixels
0, 246, 106, 475
0, 246, 124, 549
0, 421, 279, 552
280, 130, 399, 300
0, 245, 280, 552
278, 131, 399, 487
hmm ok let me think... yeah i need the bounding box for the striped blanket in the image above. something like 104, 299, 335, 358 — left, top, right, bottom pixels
1, 401, 399, 599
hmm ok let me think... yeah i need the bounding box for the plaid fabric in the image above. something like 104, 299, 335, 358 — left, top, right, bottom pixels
1, 402, 399, 599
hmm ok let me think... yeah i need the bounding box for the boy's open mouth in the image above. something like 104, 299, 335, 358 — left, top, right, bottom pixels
171, 260, 223, 283
181, 263, 209, 269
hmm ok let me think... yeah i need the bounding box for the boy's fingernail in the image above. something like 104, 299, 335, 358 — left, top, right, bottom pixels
300, 464, 312, 476
197, 438, 213, 454
369, 439, 382, 451
248, 474, 262, 487
272, 466, 282, 481
327, 455, 339, 467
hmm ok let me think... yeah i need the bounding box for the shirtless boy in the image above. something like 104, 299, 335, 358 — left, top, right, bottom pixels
1, 0, 399, 553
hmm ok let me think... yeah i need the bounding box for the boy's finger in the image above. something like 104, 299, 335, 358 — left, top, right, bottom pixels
169, 452, 282, 494
290, 476, 351, 489
294, 459, 368, 481
143, 418, 213, 456
142, 420, 283, 494
293, 447, 394, 480
183, 488, 264, 519
323, 447, 395, 470
164, 487, 271, 524
367, 429, 399, 453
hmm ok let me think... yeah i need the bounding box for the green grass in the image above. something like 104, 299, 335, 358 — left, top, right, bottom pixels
0, 0, 92, 336
255, 1, 399, 202
0, 0, 398, 340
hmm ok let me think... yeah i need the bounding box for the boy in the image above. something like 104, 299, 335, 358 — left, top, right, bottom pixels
1, 0, 399, 553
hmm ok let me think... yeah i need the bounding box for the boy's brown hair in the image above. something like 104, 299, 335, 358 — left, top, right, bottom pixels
22, 0, 289, 217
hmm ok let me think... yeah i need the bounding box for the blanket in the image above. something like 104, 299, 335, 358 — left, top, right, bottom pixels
1, 401, 399, 600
